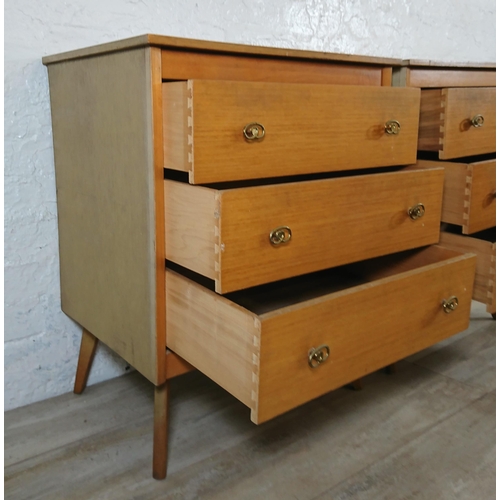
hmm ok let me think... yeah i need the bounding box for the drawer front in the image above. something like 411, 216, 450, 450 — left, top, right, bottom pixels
256, 248, 476, 422
419, 88, 495, 159
440, 230, 496, 313
467, 159, 496, 234
163, 80, 421, 183
166, 247, 476, 424
165, 167, 444, 293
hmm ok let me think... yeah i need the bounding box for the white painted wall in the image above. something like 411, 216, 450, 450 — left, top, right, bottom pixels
4, 0, 495, 410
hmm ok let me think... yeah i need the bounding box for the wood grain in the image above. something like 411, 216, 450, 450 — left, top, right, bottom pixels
165, 350, 195, 380
465, 159, 496, 234
163, 82, 190, 173
417, 159, 496, 234
42, 33, 402, 66
256, 248, 475, 423
165, 246, 475, 424
417, 159, 468, 227
417, 89, 443, 151
150, 47, 167, 384
153, 382, 169, 480
165, 166, 444, 293
73, 329, 99, 394
406, 68, 496, 88
47, 48, 159, 384
161, 49, 386, 86
164, 180, 219, 280
440, 88, 496, 159
418, 88, 496, 159
165, 270, 260, 411
440, 231, 495, 313
163, 80, 421, 183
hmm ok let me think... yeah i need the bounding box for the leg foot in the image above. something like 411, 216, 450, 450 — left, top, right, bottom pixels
153, 382, 169, 480
349, 378, 363, 391
74, 328, 99, 394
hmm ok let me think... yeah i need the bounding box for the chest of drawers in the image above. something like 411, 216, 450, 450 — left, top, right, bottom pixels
43, 36, 476, 479
394, 61, 496, 316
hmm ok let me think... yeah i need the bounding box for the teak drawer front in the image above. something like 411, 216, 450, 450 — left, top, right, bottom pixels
440, 229, 496, 314
163, 80, 420, 183
418, 159, 495, 234
418, 87, 496, 159
165, 166, 444, 293
166, 246, 476, 424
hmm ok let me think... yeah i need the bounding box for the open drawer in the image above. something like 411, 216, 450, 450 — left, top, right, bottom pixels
440, 228, 495, 314
163, 80, 420, 183
418, 87, 496, 159
165, 165, 444, 293
418, 158, 495, 234
166, 245, 476, 424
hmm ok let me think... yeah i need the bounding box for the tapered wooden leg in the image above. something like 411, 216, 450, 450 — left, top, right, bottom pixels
74, 328, 99, 394
349, 378, 363, 391
153, 381, 169, 480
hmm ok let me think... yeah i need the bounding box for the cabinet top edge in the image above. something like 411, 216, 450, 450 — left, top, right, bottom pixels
403, 59, 496, 69
42, 33, 403, 66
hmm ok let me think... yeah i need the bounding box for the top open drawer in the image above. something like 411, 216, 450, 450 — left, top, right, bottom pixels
418, 87, 496, 159
163, 80, 420, 183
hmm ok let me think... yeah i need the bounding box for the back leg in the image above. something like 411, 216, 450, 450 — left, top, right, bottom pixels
74, 328, 99, 394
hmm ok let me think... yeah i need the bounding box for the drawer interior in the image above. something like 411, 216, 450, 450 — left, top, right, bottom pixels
212, 245, 464, 314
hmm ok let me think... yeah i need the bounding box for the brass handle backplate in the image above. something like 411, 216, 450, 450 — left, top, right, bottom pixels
308, 345, 330, 369
385, 120, 401, 135
269, 226, 292, 246
442, 296, 459, 314
243, 122, 265, 140
470, 114, 485, 128
408, 203, 425, 220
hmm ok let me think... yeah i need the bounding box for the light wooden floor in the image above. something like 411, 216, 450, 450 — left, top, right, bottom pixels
5, 302, 496, 500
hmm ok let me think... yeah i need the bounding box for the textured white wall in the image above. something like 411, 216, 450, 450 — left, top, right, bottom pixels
4, 0, 495, 410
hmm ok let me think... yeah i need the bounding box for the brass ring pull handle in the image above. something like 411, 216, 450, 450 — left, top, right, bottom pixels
442, 296, 459, 314
308, 345, 330, 369
385, 120, 401, 135
470, 115, 485, 128
243, 122, 266, 140
269, 226, 292, 246
408, 203, 425, 220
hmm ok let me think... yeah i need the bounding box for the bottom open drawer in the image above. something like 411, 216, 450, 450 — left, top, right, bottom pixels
166, 246, 475, 424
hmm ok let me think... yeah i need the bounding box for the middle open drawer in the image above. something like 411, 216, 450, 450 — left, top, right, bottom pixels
165, 165, 444, 293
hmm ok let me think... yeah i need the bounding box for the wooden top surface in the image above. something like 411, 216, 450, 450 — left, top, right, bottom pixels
42, 33, 403, 66
404, 59, 496, 69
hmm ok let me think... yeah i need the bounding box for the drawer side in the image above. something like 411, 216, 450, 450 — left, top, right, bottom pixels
163, 82, 191, 174
417, 89, 443, 152
440, 231, 495, 311
165, 180, 219, 280
166, 270, 260, 409
466, 159, 496, 234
